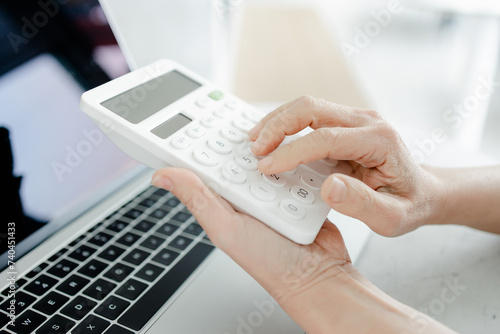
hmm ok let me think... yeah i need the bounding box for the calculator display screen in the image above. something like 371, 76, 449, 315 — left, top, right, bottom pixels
101, 70, 201, 124
151, 113, 192, 139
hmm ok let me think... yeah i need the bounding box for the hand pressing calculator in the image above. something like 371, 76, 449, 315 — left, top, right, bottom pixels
80, 59, 335, 245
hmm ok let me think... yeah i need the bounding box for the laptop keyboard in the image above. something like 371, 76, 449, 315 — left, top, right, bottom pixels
0, 186, 215, 333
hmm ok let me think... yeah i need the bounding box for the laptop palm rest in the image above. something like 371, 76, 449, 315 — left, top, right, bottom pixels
145, 250, 304, 334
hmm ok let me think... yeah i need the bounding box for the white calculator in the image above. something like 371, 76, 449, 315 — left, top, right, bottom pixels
80, 59, 334, 245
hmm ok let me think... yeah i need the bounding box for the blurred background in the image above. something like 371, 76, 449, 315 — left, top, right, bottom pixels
227, 0, 500, 167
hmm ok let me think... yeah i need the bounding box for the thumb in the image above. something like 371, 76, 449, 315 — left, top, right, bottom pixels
151, 167, 242, 246
320, 174, 403, 236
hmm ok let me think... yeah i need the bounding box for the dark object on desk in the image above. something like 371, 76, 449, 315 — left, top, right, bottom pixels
0, 127, 45, 253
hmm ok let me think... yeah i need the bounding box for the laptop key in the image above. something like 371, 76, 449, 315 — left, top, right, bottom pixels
153, 188, 168, 197
172, 211, 191, 223
7, 309, 46, 334
98, 245, 125, 262
25, 274, 57, 296
152, 249, 179, 266
33, 291, 69, 315
184, 222, 204, 236
124, 208, 143, 220
57, 274, 90, 295
106, 219, 128, 233
88, 232, 114, 247
61, 295, 97, 320
68, 244, 97, 262
83, 279, 117, 301
165, 197, 180, 207
48, 248, 69, 262
122, 248, 150, 266
103, 324, 134, 334
47, 259, 79, 278
25, 262, 49, 278
69, 234, 87, 247
73, 315, 110, 334
116, 232, 141, 247
132, 220, 155, 233
118, 243, 215, 331
156, 222, 179, 236
95, 296, 130, 320
104, 263, 134, 283
0, 291, 36, 314
0, 316, 9, 329
138, 197, 156, 208
1, 278, 26, 296
115, 279, 147, 300
78, 259, 108, 278
140, 235, 165, 250
135, 263, 164, 282
149, 208, 168, 220
36, 314, 75, 334
87, 222, 103, 233
169, 235, 193, 251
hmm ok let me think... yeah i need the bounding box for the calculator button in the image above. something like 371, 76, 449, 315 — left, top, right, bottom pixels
234, 154, 258, 171
222, 163, 247, 184
201, 115, 219, 128
280, 200, 306, 219
224, 100, 239, 110
233, 119, 255, 133
236, 141, 252, 155
213, 107, 231, 118
304, 160, 332, 177
186, 125, 206, 139
208, 90, 225, 101
221, 128, 244, 143
283, 168, 297, 176
244, 110, 264, 123
290, 185, 315, 205
322, 158, 339, 167
196, 96, 213, 108
170, 135, 191, 150
299, 172, 323, 190
262, 173, 287, 188
193, 149, 219, 167
208, 137, 232, 155
250, 182, 276, 201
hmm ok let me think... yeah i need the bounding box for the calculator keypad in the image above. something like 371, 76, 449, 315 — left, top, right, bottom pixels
167, 91, 333, 244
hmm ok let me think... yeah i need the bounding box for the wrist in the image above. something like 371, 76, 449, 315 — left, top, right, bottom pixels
274, 263, 455, 334
419, 165, 450, 227
273, 263, 406, 333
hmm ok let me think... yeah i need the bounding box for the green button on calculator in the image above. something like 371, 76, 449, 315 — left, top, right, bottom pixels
208, 90, 224, 101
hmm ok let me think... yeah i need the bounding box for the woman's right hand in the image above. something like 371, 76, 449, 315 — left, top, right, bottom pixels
248, 96, 446, 237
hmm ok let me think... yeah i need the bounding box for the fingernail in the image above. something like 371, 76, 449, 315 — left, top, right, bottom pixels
252, 139, 263, 153
258, 156, 274, 169
328, 177, 347, 203
151, 174, 173, 191
248, 126, 258, 137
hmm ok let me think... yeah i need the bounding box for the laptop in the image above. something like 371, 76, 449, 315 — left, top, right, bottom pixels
0, 1, 369, 333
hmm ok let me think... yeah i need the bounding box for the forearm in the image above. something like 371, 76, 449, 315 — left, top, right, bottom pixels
426, 165, 500, 234
277, 264, 455, 334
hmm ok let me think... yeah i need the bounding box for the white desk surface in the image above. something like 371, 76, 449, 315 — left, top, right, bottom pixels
356, 221, 500, 333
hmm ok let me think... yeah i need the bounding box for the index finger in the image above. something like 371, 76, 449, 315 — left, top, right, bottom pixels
250, 96, 377, 156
